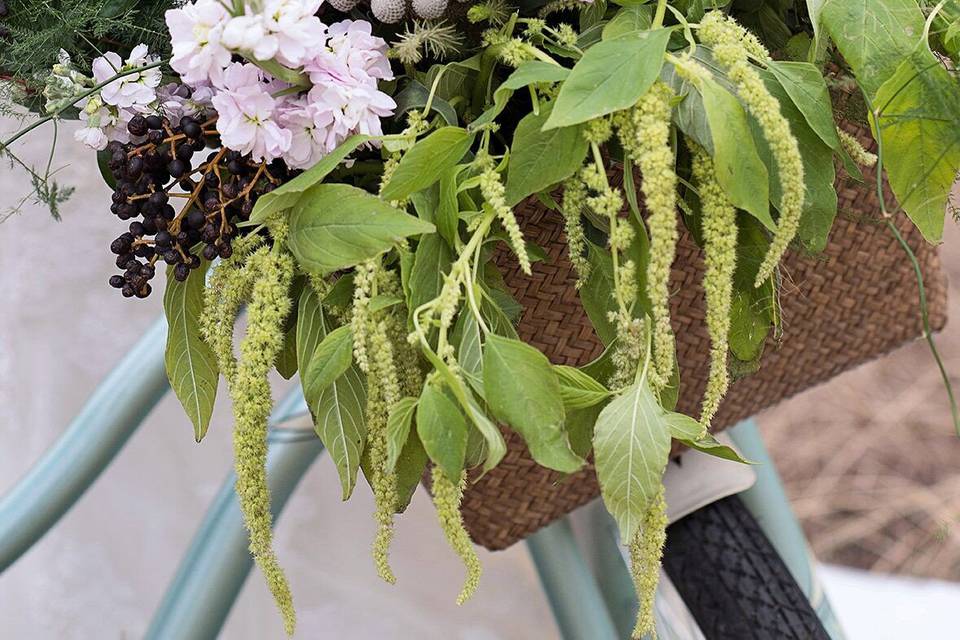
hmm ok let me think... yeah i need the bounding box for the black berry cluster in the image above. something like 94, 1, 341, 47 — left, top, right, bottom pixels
105, 113, 291, 298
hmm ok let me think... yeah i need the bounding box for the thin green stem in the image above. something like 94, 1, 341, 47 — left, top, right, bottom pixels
864, 90, 960, 436
652, 0, 669, 29
886, 219, 960, 436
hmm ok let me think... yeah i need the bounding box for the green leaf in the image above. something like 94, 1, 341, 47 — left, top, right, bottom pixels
660, 47, 723, 152
806, 0, 827, 45
603, 5, 653, 41
566, 403, 604, 459
874, 50, 960, 243
408, 233, 454, 316
452, 307, 485, 394
555, 365, 611, 409
436, 165, 462, 246
275, 324, 298, 379
505, 104, 589, 206
728, 215, 775, 362
302, 325, 354, 404
700, 77, 773, 229
250, 134, 371, 222
821, 0, 925, 98
368, 294, 403, 313
386, 397, 418, 472
393, 430, 428, 513
380, 127, 475, 201
417, 383, 468, 482
288, 184, 435, 273
767, 61, 841, 150
483, 334, 583, 472
297, 286, 367, 500
545, 29, 672, 130
97, 149, 118, 189
462, 390, 507, 473
163, 262, 219, 442
663, 412, 753, 465
580, 241, 619, 345
593, 381, 673, 541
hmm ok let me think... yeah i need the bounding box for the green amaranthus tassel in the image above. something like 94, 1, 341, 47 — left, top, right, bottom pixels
617, 81, 679, 389
629, 486, 668, 639
690, 142, 738, 432
231, 247, 296, 634
367, 316, 402, 584
699, 11, 804, 288
431, 466, 482, 604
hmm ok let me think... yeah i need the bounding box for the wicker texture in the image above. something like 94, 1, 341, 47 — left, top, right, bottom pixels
460, 121, 949, 551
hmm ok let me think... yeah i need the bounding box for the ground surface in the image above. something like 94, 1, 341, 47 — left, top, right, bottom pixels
762, 215, 960, 581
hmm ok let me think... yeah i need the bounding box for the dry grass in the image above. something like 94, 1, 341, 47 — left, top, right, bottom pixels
760, 218, 960, 580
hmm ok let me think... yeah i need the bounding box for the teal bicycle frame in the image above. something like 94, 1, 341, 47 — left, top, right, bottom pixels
0, 315, 844, 639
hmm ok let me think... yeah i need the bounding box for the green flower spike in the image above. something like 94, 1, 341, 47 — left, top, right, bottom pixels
617, 81, 679, 389
368, 316, 402, 584
479, 157, 532, 275
629, 486, 668, 640
232, 248, 296, 635
837, 128, 878, 168
699, 11, 804, 288
690, 142, 738, 432
561, 176, 591, 286
431, 466, 482, 605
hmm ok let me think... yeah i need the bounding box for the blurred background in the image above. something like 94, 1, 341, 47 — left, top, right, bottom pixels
1, 117, 958, 638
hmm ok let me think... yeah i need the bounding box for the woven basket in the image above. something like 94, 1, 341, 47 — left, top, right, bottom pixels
459, 119, 949, 551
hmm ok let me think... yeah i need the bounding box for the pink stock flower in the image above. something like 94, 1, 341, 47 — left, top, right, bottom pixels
261, 0, 326, 67
308, 79, 396, 142
275, 96, 333, 170
211, 63, 292, 162
166, 0, 232, 86
304, 19, 393, 86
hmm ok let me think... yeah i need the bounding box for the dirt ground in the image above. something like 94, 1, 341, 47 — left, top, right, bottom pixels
761, 217, 960, 581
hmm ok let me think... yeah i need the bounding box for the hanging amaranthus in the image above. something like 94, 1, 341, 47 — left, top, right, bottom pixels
561, 176, 591, 286
616, 81, 679, 389
837, 128, 878, 168
353, 261, 405, 584
479, 156, 532, 275
230, 243, 297, 634
698, 11, 804, 288
629, 486, 668, 639
431, 466, 483, 604
690, 142, 738, 431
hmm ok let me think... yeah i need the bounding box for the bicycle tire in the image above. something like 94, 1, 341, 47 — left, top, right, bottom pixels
662, 495, 829, 640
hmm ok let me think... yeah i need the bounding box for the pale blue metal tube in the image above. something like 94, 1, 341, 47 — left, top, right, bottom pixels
145, 389, 320, 640
0, 315, 170, 572
579, 505, 639, 639
526, 518, 620, 640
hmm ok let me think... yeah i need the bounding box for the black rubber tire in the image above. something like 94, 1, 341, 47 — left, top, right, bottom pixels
662, 495, 830, 640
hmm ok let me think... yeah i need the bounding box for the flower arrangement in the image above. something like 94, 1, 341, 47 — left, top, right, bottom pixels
2, 0, 960, 636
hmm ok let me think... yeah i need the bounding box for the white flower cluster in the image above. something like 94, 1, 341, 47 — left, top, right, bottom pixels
72, 44, 199, 149
166, 0, 395, 168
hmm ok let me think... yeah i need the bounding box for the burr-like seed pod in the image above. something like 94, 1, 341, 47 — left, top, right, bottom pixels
412, 0, 449, 19
327, 0, 362, 11
371, 0, 407, 23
